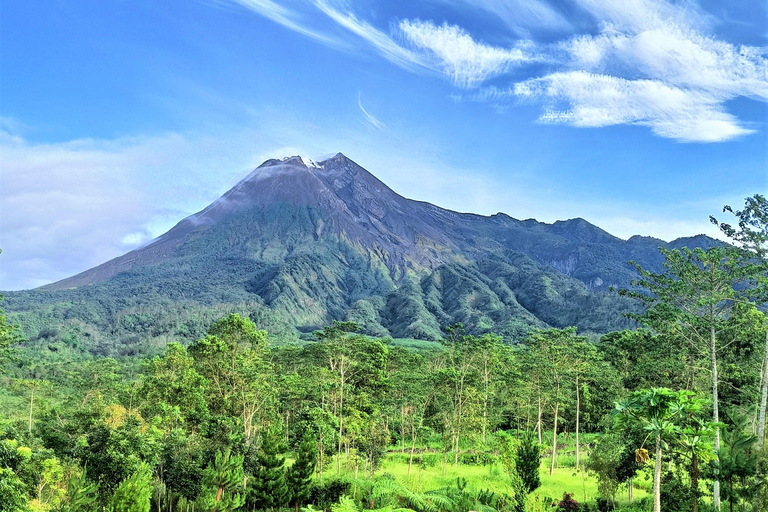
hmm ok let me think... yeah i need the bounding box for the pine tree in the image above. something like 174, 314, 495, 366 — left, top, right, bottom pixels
106, 463, 152, 512
515, 430, 541, 494
198, 449, 246, 512
248, 428, 289, 511
285, 433, 317, 512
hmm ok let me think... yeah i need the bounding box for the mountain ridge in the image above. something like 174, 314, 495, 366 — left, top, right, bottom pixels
4, 153, 720, 355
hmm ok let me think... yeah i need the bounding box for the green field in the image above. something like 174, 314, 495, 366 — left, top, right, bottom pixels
318, 442, 650, 510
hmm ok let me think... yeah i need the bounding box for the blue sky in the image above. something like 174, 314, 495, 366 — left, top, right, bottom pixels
1, 0, 766, 290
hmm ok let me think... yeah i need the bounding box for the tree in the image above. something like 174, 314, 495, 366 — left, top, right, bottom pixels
139, 342, 209, 432
0, 289, 24, 371
515, 429, 541, 494
624, 245, 761, 510
524, 327, 587, 475
0, 467, 28, 512
475, 333, 505, 444
437, 324, 481, 466
716, 411, 758, 512
248, 427, 289, 511
189, 314, 274, 445
197, 448, 245, 512
711, 194, 768, 450
311, 322, 388, 475
285, 433, 317, 512
106, 462, 152, 512
613, 388, 704, 512
60, 469, 99, 512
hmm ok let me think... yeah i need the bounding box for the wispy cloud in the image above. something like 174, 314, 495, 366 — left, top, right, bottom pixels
223, 0, 767, 142
313, 1, 429, 71
451, 0, 572, 34
516, 71, 752, 142
399, 20, 541, 88
357, 93, 387, 130
514, 0, 768, 142
230, 0, 341, 45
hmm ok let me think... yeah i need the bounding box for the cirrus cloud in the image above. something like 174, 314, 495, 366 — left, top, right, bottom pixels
224, 0, 768, 143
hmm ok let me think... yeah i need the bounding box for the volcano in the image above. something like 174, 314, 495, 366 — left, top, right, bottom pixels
6, 153, 718, 353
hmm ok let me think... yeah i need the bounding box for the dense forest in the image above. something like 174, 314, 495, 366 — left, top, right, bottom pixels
0, 195, 767, 512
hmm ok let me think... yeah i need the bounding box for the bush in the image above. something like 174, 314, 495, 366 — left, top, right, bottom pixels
555, 492, 581, 511
458, 451, 496, 466
309, 478, 352, 509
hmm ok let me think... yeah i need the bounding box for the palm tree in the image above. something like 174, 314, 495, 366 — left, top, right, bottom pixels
613, 388, 704, 512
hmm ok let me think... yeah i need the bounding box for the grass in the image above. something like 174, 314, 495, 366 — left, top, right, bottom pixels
321, 446, 650, 509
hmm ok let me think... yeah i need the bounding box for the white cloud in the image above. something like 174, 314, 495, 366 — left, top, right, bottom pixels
223, 0, 767, 143
516, 71, 753, 142
313, 1, 430, 71
509, 1, 768, 142
230, 0, 341, 45
574, 0, 710, 33
399, 20, 540, 88
0, 130, 265, 290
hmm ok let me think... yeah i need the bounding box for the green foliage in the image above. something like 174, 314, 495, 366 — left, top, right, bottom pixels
308, 478, 352, 509
106, 462, 152, 512
286, 433, 317, 510
0, 466, 29, 512
60, 469, 98, 512
197, 448, 245, 512
715, 411, 758, 509
248, 428, 289, 510
516, 430, 542, 494
77, 412, 159, 497
587, 432, 640, 508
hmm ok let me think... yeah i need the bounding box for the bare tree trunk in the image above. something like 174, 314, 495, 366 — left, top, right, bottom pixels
711, 322, 721, 512
337, 355, 345, 476
549, 384, 559, 477
575, 375, 580, 471
454, 434, 459, 465
757, 327, 768, 451
401, 407, 406, 453
628, 477, 633, 503
654, 435, 662, 512
408, 415, 417, 477
537, 391, 543, 445
28, 387, 34, 434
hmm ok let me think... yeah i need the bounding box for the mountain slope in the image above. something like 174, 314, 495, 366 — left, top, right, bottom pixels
4, 153, 716, 355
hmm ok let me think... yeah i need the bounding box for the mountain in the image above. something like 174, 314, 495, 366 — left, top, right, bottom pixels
3, 153, 719, 356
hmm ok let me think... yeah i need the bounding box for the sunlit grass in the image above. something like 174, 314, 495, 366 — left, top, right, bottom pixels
321, 447, 650, 508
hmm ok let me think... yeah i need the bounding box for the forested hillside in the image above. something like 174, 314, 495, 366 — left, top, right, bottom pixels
1, 195, 767, 512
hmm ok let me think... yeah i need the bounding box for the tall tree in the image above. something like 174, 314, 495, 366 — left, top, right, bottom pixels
106, 462, 152, 512
189, 314, 274, 445
624, 245, 761, 510
515, 429, 541, 494
711, 194, 768, 450
525, 328, 587, 476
